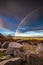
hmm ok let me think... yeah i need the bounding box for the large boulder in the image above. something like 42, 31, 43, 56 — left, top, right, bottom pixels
0, 57, 22, 65
5, 47, 14, 56
35, 43, 43, 54
25, 50, 33, 63
29, 54, 43, 65
4, 59, 21, 65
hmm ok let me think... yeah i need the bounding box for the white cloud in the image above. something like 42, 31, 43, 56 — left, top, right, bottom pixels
15, 30, 43, 37
0, 27, 14, 36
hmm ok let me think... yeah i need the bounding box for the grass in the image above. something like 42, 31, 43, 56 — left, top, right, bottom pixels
22, 44, 36, 53
0, 52, 4, 57
13, 36, 43, 41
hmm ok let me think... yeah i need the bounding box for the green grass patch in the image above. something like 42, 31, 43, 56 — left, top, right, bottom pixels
0, 52, 4, 57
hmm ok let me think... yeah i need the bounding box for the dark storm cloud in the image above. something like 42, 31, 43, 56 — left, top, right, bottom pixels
19, 26, 43, 33
16, 7, 43, 33
0, 0, 43, 21
0, 0, 43, 32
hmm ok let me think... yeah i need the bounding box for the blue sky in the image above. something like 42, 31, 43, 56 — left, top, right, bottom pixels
0, 1, 43, 37
0, 28, 14, 36
0, 15, 43, 37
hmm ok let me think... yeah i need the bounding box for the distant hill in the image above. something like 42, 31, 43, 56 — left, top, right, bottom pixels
0, 33, 7, 42
0, 33, 5, 38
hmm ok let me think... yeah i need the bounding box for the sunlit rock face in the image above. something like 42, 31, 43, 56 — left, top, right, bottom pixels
35, 43, 43, 55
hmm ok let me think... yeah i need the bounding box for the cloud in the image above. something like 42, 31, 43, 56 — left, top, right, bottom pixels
0, 1, 43, 36
0, 17, 4, 28
16, 7, 43, 33
0, 16, 18, 32
0, 27, 14, 36
2, 32, 14, 36
15, 30, 43, 37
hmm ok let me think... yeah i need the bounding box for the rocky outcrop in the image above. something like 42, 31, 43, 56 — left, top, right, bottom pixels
0, 42, 2, 48
2, 41, 9, 49
0, 57, 21, 65
29, 54, 43, 65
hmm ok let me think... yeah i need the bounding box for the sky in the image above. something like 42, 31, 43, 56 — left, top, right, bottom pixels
0, 0, 43, 37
